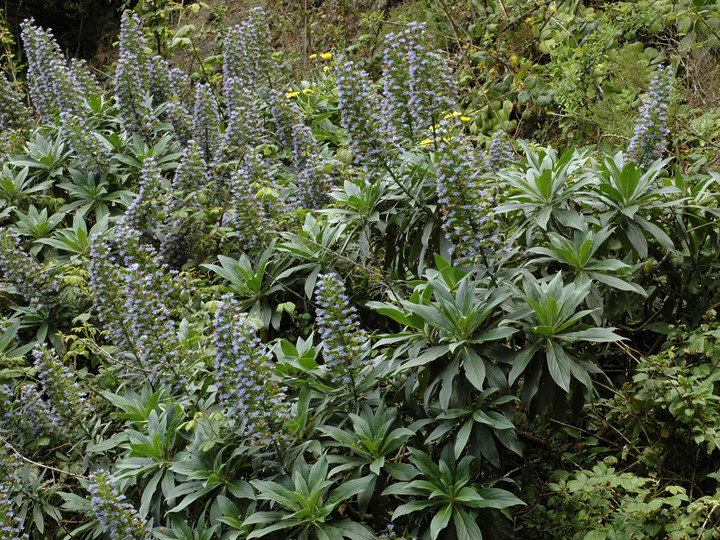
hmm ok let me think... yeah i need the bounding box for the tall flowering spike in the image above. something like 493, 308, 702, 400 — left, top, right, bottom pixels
150, 55, 188, 104
292, 122, 318, 170
192, 83, 221, 162
223, 154, 275, 251
295, 153, 333, 210
115, 11, 155, 134
0, 71, 30, 131
166, 98, 193, 146
314, 273, 370, 385
17, 382, 65, 437
269, 88, 302, 148
0, 483, 28, 540
435, 126, 498, 256
69, 58, 101, 97
218, 77, 264, 161
119, 157, 165, 234
20, 19, 87, 119
89, 231, 185, 384
87, 470, 151, 540
211, 293, 288, 441
224, 7, 276, 94
626, 65, 673, 168
382, 22, 459, 145
0, 228, 59, 308
32, 345, 91, 428
60, 112, 111, 171
336, 61, 388, 164
171, 140, 207, 204
485, 130, 514, 173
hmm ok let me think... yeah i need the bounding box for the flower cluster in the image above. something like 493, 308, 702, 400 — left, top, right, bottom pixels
87, 470, 151, 540
626, 65, 673, 168
211, 293, 288, 441
382, 22, 459, 145
0, 442, 25, 539
295, 153, 333, 209
114, 11, 155, 134
119, 158, 165, 235
223, 154, 276, 251
435, 127, 497, 256
336, 61, 388, 164
0, 482, 28, 540
378, 524, 416, 540
59, 112, 111, 171
167, 98, 193, 146
220, 78, 264, 160
32, 345, 91, 428
0, 72, 29, 131
150, 55, 187, 104
192, 83, 220, 162
20, 19, 89, 120
224, 7, 276, 94
89, 230, 185, 384
69, 58, 101, 97
12, 382, 65, 437
485, 130, 514, 173
314, 273, 370, 385
0, 228, 59, 308
269, 88, 301, 148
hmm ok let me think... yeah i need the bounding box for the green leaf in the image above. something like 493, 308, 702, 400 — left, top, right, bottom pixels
430, 503, 453, 539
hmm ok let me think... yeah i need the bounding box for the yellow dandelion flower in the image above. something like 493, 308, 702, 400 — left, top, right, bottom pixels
460, 116, 471, 122
419, 138, 434, 147
321, 52, 332, 60
286, 91, 300, 98
324, 66, 330, 72
443, 111, 461, 119
302, 88, 315, 95
309, 53, 318, 59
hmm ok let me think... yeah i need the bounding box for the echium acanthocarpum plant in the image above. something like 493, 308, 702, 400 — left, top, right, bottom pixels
87, 470, 151, 540
485, 130, 515, 173
211, 293, 288, 442
115, 11, 155, 135
192, 83, 221, 162
381, 22, 459, 146
314, 273, 370, 390
59, 111, 112, 172
0, 71, 29, 131
0, 443, 28, 540
222, 153, 277, 251
224, 7, 276, 95
290, 122, 333, 209
435, 122, 500, 257
336, 60, 391, 166
219, 78, 264, 162
269, 88, 302, 148
0, 228, 59, 308
118, 157, 166, 237
159, 141, 207, 266
89, 228, 187, 384
0, 381, 64, 438
20, 19, 89, 120
626, 64, 673, 168
32, 345, 92, 428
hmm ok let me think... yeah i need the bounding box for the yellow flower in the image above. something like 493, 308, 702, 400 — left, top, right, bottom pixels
302, 88, 315, 95
443, 111, 461, 119
309, 53, 317, 59
324, 66, 330, 72
286, 91, 300, 98
460, 116, 471, 122
419, 138, 434, 147
321, 52, 332, 60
